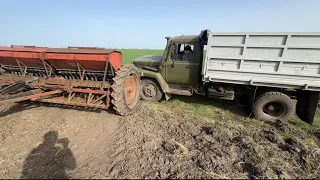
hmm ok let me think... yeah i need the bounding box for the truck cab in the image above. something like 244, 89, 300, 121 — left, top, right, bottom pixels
132, 31, 208, 101
159, 35, 203, 87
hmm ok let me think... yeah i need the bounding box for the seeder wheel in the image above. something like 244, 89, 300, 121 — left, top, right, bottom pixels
111, 64, 140, 115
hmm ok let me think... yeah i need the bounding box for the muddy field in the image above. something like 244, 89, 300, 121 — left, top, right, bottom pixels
0, 97, 320, 179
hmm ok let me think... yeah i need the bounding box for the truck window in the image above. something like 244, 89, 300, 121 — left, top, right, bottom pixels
172, 43, 194, 61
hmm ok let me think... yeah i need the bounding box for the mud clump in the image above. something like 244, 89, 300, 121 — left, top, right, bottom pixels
279, 137, 305, 153
201, 126, 214, 135
162, 140, 179, 154
275, 119, 290, 132
263, 129, 278, 143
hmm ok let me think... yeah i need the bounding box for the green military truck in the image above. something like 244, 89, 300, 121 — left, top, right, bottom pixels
132, 30, 320, 125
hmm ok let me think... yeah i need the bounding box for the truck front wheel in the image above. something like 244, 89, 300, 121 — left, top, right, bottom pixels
253, 91, 294, 123
140, 79, 163, 102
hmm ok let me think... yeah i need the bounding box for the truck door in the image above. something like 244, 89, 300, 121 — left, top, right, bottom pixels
164, 43, 195, 85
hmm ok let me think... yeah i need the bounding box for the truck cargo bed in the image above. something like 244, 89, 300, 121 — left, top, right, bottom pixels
203, 32, 320, 91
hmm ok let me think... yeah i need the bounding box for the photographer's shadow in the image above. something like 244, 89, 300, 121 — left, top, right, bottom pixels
20, 131, 76, 179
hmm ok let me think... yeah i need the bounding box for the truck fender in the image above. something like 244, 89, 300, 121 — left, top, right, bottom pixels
138, 68, 170, 95
296, 90, 319, 125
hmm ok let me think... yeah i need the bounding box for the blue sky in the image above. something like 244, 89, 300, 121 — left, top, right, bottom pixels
1, 0, 320, 49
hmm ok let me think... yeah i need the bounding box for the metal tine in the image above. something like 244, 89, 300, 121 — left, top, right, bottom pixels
62, 72, 66, 79
91, 74, 95, 81
61, 72, 66, 79
71, 72, 75, 80
75, 73, 80, 80
68, 72, 72, 79
87, 73, 92, 81
67, 72, 72, 79
74, 72, 79, 80
69, 72, 74, 79
72, 72, 77, 80
67, 73, 71, 80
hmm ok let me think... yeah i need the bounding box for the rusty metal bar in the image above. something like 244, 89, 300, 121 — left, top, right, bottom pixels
101, 58, 109, 90
0, 80, 26, 95
110, 60, 114, 76
34, 79, 110, 89
91, 94, 106, 104
106, 92, 110, 107
71, 88, 110, 95
39, 84, 65, 89
67, 92, 75, 102
75, 60, 86, 81
13, 58, 27, 76
40, 59, 53, 78
0, 89, 62, 105
87, 93, 92, 104
35, 98, 109, 109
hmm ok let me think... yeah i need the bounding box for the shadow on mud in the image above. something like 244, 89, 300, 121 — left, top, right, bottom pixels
20, 131, 76, 179
0, 101, 116, 118
168, 94, 251, 118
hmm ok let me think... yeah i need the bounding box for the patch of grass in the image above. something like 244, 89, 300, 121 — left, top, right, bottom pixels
160, 97, 222, 123
117, 49, 164, 64
146, 95, 245, 123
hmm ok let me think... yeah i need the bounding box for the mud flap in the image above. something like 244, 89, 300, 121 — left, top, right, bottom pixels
296, 90, 320, 125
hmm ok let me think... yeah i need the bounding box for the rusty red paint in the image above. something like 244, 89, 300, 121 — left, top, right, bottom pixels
0, 90, 62, 105
0, 45, 121, 72
0, 46, 47, 52
71, 88, 110, 95
35, 98, 109, 109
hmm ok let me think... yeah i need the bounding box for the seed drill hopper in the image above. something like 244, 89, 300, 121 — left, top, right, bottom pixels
0, 45, 140, 115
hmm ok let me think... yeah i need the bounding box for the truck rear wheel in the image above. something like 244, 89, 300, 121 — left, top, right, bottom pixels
253, 91, 293, 123
140, 79, 163, 102
111, 64, 140, 115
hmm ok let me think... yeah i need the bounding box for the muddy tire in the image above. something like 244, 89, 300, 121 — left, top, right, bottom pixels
140, 79, 163, 102
253, 91, 293, 123
111, 64, 140, 116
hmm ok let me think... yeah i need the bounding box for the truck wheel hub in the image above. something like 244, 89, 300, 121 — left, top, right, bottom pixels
143, 84, 156, 97
263, 102, 285, 117
268, 105, 275, 111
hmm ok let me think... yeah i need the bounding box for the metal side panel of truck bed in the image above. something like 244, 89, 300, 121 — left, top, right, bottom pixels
203, 32, 320, 91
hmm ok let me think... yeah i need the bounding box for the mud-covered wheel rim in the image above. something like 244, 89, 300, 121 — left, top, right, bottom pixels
124, 74, 138, 108
262, 101, 285, 118
253, 91, 293, 122
142, 84, 157, 98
